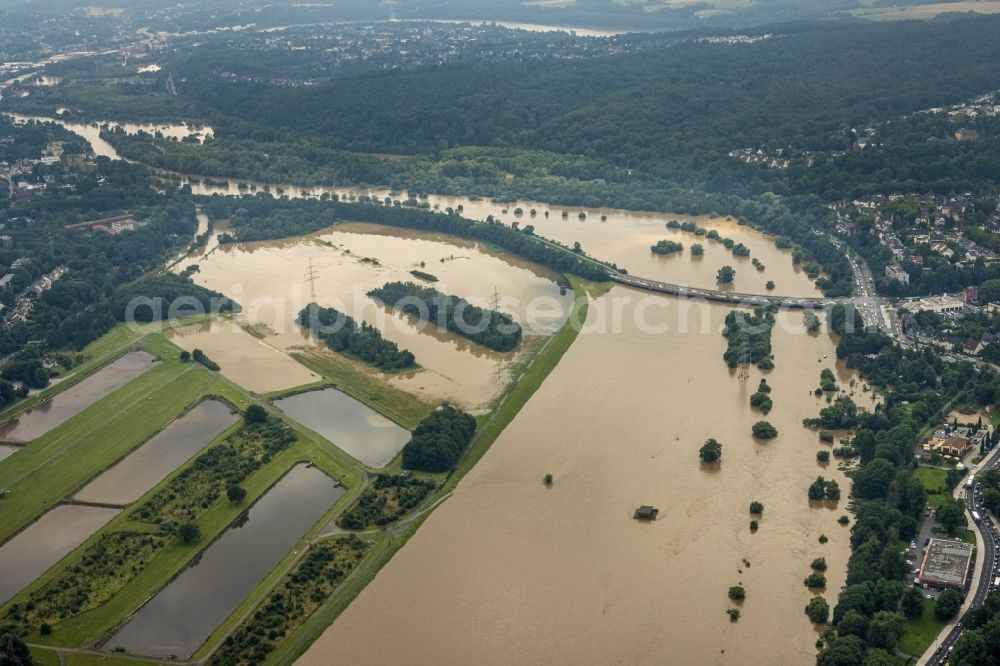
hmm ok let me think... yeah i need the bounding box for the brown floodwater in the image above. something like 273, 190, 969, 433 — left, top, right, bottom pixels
73, 399, 239, 505
299, 292, 872, 665
174, 224, 572, 409
274, 388, 411, 467
0, 504, 120, 605
0, 351, 156, 443
165, 320, 319, 394
107, 463, 344, 659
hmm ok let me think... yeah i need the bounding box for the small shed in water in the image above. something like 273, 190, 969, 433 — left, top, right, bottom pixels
634, 505, 658, 521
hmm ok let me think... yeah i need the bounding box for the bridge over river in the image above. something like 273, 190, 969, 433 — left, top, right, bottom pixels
610, 273, 855, 310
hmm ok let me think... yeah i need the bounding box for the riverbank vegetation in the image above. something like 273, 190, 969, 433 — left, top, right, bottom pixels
722, 307, 775, 370
368, 281, 522, 353
209, 535, 369, 666
336, 475, 436, 530
401, 406, 477, 473
296, 303, 416, 372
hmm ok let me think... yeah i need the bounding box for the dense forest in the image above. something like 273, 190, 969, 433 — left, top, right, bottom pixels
401, 405, 477, 472
296, 303, 417, 372
368, 281, 523, 353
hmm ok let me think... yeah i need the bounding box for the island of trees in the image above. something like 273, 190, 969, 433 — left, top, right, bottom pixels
297, 303, 416, 371
717, 265, 736, 284
699, 438, 722, 463
650, 240, 683, 255
722, 306, 775, 370
401, 405, 477, 472
368, 281, 522, 352
752, 421, 778, 439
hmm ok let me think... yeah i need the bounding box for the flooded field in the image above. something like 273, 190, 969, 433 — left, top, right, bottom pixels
300, 292, 868, 665
165, 320, 319, 394
0, 444, 18, 462
0, 505, 119, 605
175, 224, 572, 409
274, 388, 411, 467
107, 463, 344, 658
0, 351, 156, 443
73, 400, 239, 506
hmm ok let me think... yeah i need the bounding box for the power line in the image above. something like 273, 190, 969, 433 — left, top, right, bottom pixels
304, 259, 319, 303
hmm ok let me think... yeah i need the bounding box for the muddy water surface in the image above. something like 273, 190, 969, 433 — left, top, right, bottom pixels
299, 292, 869, 665
0, 351, 156, 443
0, 505, 119, 604
274, 388, 410, 467
73, 399, 239, 505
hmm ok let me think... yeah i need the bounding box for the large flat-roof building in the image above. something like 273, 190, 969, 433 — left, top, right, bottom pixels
917, 538, 973, 589
907, 295, 966, 316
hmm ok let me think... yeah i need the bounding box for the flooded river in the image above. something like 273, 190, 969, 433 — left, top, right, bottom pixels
175, 224, 572, 409
0, 505, 119, 605
299, 292, 867, 665
108, 463, 344, 658
274, 388, 411, 467
0, 351, 156, 443
73, 400, 239, 506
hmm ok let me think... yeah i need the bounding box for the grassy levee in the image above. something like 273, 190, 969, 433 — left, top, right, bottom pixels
264, 275, 604, 665
289, 347, 434, 430
0, 358, 219, 544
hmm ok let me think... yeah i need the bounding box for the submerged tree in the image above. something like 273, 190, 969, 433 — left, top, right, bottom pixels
699, 438, 723, 463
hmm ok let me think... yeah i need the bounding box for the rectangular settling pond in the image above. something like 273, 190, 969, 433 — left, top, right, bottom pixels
0, 504, 120, 605
73, 400, 239, 506
0, 444, 19, 462
0, 351, 156, 443
274, 388, 410, 467
107, 463, 344, 659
